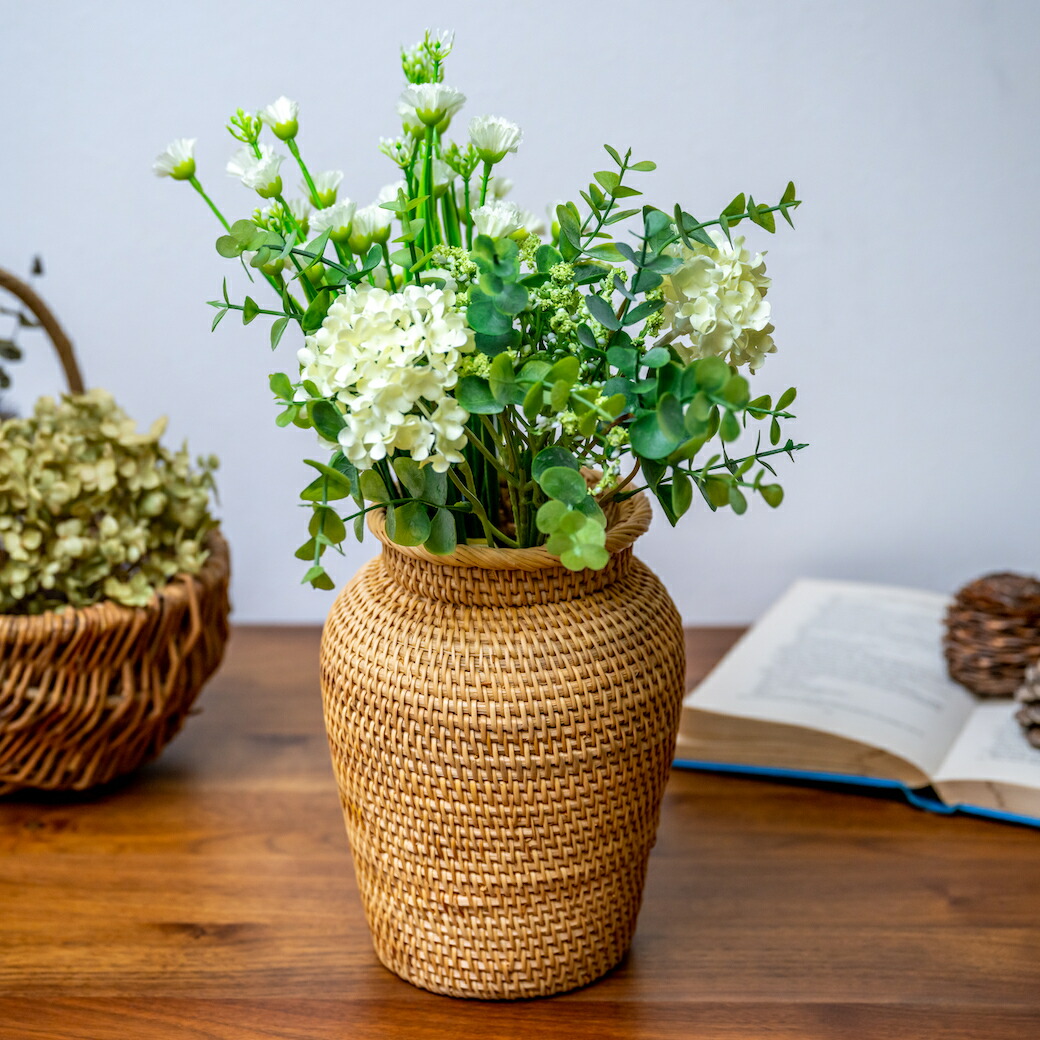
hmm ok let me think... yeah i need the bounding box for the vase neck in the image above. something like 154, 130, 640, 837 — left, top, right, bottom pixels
379, 546, 635, 606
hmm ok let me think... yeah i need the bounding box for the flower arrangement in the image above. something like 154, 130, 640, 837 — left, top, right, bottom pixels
157, 29, 804, 588
0, 390, 218, 612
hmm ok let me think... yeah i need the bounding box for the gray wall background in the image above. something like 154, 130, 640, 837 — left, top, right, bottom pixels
6, 0, 1039, 623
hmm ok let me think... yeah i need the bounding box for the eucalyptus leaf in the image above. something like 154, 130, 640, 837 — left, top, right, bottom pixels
425, 507, 457, 554
533, 446, 580, 480
537, 466, 588, 506
309, 400, 345, 441
585, 294, 620, 331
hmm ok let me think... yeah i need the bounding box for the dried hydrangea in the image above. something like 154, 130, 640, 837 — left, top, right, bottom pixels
0, 389, 217, 614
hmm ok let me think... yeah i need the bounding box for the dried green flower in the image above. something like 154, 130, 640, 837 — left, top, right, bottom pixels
0, 389, 218, 614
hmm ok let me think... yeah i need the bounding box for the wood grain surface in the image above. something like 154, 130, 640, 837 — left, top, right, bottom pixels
1, 626, 1037, 1039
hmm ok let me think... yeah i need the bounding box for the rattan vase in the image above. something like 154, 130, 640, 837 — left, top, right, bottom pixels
0, 531, 231, 795
320, 492, 685, 999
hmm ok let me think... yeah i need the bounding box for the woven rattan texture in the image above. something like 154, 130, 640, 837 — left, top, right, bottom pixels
0, 532, 231, 794
320, 495, 686, 999
944, 572, 1040, 697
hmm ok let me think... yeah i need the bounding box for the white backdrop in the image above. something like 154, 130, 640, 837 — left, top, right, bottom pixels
6, 0, 1039, 623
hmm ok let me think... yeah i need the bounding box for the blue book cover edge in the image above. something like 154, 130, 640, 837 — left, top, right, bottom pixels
672, 757, 1040, 830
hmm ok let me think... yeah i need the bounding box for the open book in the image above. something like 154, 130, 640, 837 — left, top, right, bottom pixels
676, 579, 1040, 827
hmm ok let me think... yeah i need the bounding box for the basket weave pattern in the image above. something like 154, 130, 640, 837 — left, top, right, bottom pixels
320, 494, 686, 999
0, 532, 230, 794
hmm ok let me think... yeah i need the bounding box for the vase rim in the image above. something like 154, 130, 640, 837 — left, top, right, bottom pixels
366, 491, 652, 572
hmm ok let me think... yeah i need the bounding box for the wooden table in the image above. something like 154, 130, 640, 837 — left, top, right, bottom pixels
1, 627, 1037, 1039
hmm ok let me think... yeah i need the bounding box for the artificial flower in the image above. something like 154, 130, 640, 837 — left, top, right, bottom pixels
307, 170, 343, 207
296, 283, 473, 471
309, 199, 356, 242
472, 201, 524, 238
153, 139, 196, 181
400, 83, 466, 127
662, 231, 776, 371
260, 96, 299, 140
348, 203, 392, 254
468, 115, 522, 164
227, 143, 284, 198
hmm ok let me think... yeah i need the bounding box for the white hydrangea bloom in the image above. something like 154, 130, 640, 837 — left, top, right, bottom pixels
468, 115, 522, 164
662, 231, 776, 372
296, 283, 473, 472
399, 83, 466, 126
472, 200, 524, 238
153, 138, 196, 180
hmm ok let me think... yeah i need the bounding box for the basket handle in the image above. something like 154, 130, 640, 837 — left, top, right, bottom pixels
0, 265, 85, 394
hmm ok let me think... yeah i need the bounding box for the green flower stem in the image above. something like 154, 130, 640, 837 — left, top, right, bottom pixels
287, 138, 320, 207
478, 161, 493, 206
332, 240, 351, 268
497, 410, 531, 545
380, 243, 398, 291
466, 418, 518, 485
448, 463, 517, 548
405, 151, 419, 198
463, 179, 474, 249
188, 177, 231, 232
275, 194, 307, 243
441, 191, 461, 249
421, 126, 437, 255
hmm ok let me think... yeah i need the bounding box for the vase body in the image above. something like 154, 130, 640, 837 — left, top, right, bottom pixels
319, 494, 685, 999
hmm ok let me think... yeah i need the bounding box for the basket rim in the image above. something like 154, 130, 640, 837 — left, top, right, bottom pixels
0, 527, 230, 633
366, 491, 652, 572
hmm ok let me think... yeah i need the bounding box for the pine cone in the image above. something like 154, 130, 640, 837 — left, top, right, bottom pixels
1015, 664, 1040, 749
944, 572, 1040, 697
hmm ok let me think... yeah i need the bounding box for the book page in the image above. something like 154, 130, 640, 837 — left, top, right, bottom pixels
934, 702, 1040, 788
685, 579, 976, 778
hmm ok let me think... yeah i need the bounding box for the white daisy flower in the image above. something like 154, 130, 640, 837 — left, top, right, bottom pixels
468, 116, 522, 164
348, 204, 392, 254
309, 199, 356, 242
399, 83, 466, 127
472, 200, 524, 239
259, 96, 299, 140
307, 170, 343, 207
153, 138, 196, 180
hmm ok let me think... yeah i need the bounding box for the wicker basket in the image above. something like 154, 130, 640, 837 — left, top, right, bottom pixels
0, 532, 230, 794
0, 265, 231, 795
320, 492, 686, 999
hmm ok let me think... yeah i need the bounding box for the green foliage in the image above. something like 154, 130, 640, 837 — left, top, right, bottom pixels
171, 34, 806, 583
